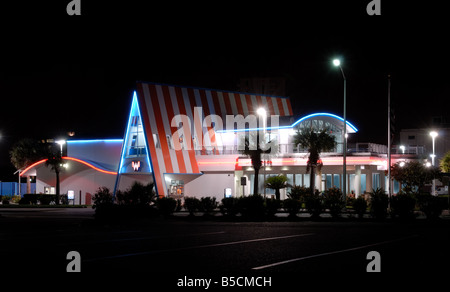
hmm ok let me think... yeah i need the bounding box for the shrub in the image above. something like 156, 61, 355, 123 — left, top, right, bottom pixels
92, 187, 114, 209
184, 197, 200, 216
19, 194, 38, 205
156, 197, 177, 217
116, 182, 155, 206
390, 193, 416, 220
38, 195, 56, 205
304, 189, 323, 219
92, 187, 115, 219
1, 195, 10, 205
287, 185, 310, 202
369, 188, 389, 220
220, 197, 239, 217
239, 194, 265, 220
265, 198, 281, 218
353, 196, 368, 219
283, 198, 301, 218
417, 193, 445, 220
323, 187, 345, 218
199, 197, 218, 217
265, 175, 287, 201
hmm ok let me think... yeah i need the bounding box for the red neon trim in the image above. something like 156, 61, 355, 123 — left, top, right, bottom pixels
62, 157, 117, 175
19, 159, 48, 177
20, 157, 117, 177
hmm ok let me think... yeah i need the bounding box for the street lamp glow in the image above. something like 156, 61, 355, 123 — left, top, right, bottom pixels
56, 140, 66, 156
256, 107, 268, 198
332, 56, 347, 201
256, 107, 266, 116
429, 130, 438, 196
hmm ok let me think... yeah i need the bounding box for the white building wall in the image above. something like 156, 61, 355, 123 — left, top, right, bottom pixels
184, 172, 235, 201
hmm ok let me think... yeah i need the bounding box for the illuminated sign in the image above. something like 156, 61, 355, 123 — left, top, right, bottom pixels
224, 188, 232, 198
68, 190, 75, 200
132, 161, 141, 171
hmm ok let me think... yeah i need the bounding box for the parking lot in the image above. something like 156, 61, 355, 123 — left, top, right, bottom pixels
1, 208, 449, 285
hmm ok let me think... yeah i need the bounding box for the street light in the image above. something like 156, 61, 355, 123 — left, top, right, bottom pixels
333, 58, 347, 201
430, 131, 438, 196
56, 140, 66, 156
257, 107, 267, 198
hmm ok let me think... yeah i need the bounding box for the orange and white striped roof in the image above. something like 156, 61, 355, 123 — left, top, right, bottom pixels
135, 82, 293, 197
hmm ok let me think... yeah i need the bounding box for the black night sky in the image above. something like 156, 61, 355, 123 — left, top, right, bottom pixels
0, 1, 449, 181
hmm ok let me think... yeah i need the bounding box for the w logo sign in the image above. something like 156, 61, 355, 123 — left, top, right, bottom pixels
132, 161, 141, 172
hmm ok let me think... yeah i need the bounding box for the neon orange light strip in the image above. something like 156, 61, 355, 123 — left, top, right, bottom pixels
20, 157, 117, 177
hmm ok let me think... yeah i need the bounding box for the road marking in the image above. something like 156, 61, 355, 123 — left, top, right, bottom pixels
85, 233, 314, 262
57, 231, 227, 246
252, 234, 419, 270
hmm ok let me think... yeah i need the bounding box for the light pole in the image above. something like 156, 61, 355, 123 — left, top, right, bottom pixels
56, 140, 66, 156
257, 108, 267, 198
430, 131, 438, 196
333, 59, 347, 201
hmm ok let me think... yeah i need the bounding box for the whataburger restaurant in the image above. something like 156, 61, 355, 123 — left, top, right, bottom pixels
20, 82, 398, 204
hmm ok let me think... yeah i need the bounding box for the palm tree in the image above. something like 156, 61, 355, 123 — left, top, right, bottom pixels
10, 139, 44, 193
239, 132, 276, 196
44, 143, 64, 205
265, 174, 288, 200
293, 128, 336, 194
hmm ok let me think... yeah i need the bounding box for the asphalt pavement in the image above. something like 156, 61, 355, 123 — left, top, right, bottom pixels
1, 208, 449, 287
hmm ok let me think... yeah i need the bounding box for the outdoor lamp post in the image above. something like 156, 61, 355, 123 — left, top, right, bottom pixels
257, 107, 267, 198
430, 131, 438, 195
56, 140, 66, 156
333, 59, 347, 201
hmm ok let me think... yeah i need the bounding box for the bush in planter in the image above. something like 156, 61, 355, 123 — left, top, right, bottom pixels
417, 193, 445, 220
184, 197, 200, 216
304, 189, 324, 219
239, 194, 265, 220
287, 185, 309, 201
19, 194, 39, 205
156, 197, 177, 217
199, 197, 218, 217
265, 198, 281, 218
323, 187, 345, 218
390, 193, 417, 220
116, 182, 156, 206
220, 197, 239, 217
92, 187, 115, 218
353, 196, 368, 219
369, 188, 389, 220
1, 195, 10, 205
283, 198, 301, 218
38, 194, 56, 205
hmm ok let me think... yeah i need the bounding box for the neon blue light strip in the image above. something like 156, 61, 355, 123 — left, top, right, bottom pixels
117, 91, 152, 174
216, 112, 358, 133
135, 91, 153, 174
118, 92, 138, 174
